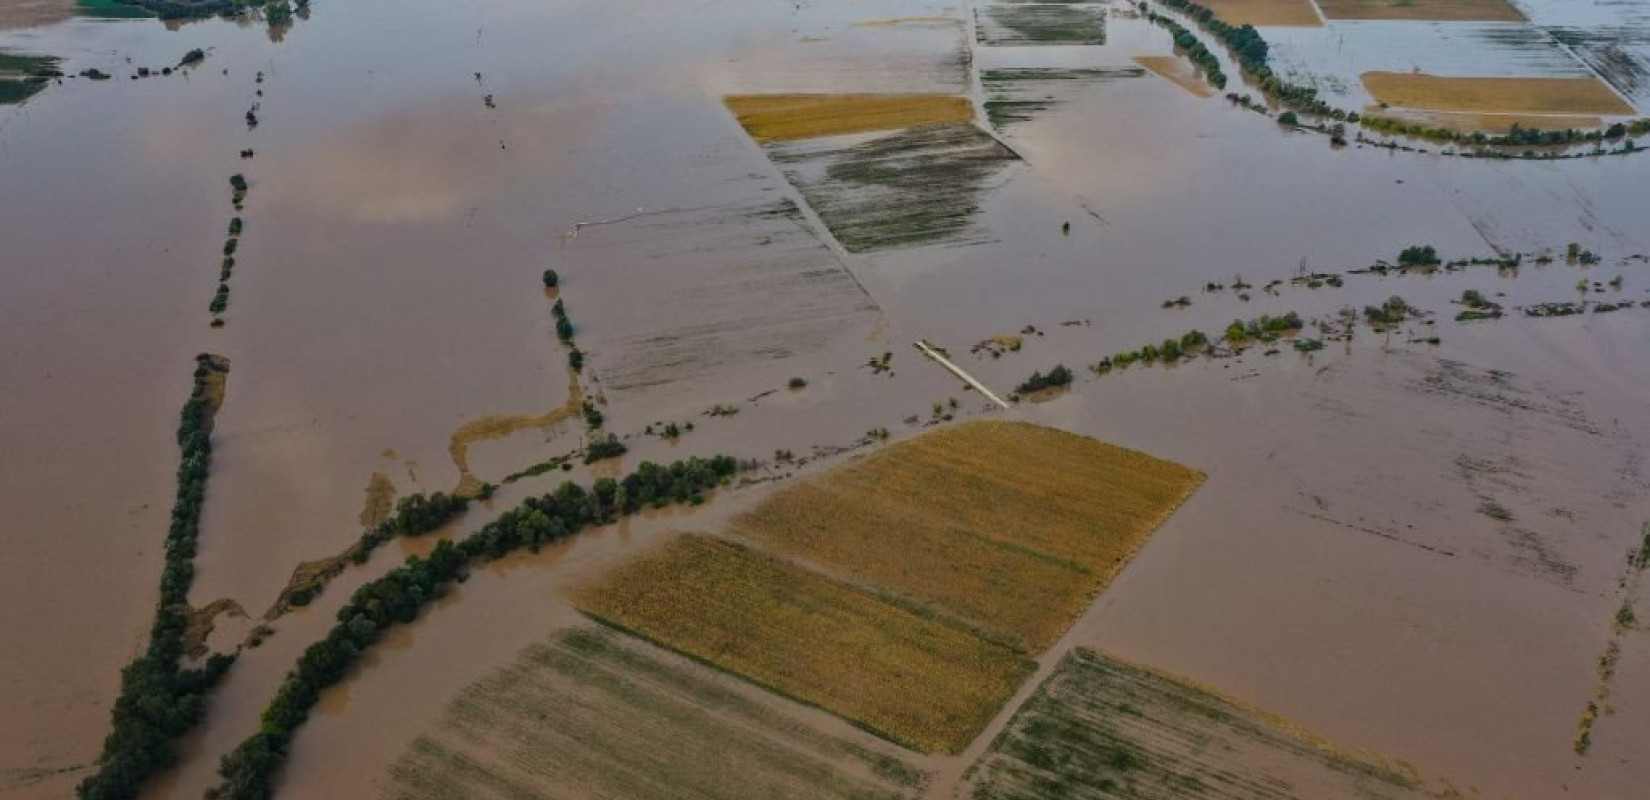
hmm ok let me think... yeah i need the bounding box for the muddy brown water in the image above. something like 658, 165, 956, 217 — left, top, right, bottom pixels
2, 0, 1648, 798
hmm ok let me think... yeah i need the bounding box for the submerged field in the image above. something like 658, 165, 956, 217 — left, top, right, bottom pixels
976, 4, 1108, 46
382, 626, 930, 800
982, 67, 1147, 128
765, 123, 1020, 252
962, 648, 1438, 800
574, 535, 1035, 754
1362, 72, 1635, 114
730, 420, 1204, 650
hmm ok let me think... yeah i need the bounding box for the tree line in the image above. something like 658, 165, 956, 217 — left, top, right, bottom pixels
208, 455, 740, 800
76, 355, 236, 800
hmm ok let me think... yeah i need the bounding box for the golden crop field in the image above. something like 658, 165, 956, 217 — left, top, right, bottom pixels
1363, 72, 1634, 116
574, 535, 1035, 754
1197, 0, 1322, 27
731, 420, 1204, 650
725, 94, 974, 142
1315, 0, 1524, 21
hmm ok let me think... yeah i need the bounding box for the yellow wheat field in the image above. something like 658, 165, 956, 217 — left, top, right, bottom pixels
732, 420, 1204, 650
1197, 0, 1322, 27
1363, 72, 1634, 116
574, 535, 1035, 754
725, 94, 974, 142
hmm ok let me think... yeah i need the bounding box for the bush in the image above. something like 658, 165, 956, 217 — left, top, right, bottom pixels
1397, 245, 1439, 267
541, 269, 559, 289
1014, 365, 1073, 395
787, 377, 807, 390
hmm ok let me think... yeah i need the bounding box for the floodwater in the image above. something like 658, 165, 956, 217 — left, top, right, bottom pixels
2, 0, 1648, 798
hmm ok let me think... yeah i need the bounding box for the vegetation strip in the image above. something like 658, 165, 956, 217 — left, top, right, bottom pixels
1574, 524, 1650, 755
77, 355, 235, 800
208, 456, 739, 800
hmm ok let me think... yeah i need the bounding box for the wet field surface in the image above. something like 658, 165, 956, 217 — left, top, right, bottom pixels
2, 1, 1648, 798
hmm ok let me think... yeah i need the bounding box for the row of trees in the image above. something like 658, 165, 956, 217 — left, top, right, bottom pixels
77, 355, 236, 800
209, 455, 740, 800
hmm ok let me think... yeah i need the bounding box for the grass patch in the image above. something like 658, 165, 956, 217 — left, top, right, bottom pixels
382, 626, 928, 800
1362, 72, 1633, 115
1315, 0, 1524, 21
730, 421, 1202, 650
575, 535, 1035, 754
963, 648, 1435, 800
726, 94, 973, 142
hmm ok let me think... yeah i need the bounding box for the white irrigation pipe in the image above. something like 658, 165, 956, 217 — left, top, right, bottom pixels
914, 340, 1011, 409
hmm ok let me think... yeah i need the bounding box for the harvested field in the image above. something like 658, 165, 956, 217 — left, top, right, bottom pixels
766, 123, 1019, 253
382, 626, 929, 800
725, 94, 974, 142
573, 198, 880, 395
730, 420, 1203, 650
1197, 0, 1323, 27
1362, 72, 1634, 114
1314, 0, 1524, 21
1372, 108, 1603, 133
962, 648, 1438, 800
981, 67, 1146, 128
976, 4, 1107, 46
574, 535, 1035, 754
1134, 56, 1219, 99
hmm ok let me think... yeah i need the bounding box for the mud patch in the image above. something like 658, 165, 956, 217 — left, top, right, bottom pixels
976, 4, 1107, 46
181, 598, 246, 659
381, 625, 928, 800
358, 471, 397, 529
1134, 56, 1219, 99
962, 648, 1440, 799
448, 363, 584, 498
766, 123, 1020, 253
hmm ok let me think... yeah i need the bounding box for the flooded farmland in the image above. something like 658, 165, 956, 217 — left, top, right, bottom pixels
1, 0, 1648, 799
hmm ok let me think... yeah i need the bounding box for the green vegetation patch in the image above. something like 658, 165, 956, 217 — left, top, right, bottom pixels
963, 648, 1436, 800
75, 0, 157, 19
382, 626, 928, 800
767, 123, 1018, 253
977, 4, 1107, 46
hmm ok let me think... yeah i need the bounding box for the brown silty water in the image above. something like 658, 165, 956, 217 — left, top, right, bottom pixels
1, 0, 1648, 798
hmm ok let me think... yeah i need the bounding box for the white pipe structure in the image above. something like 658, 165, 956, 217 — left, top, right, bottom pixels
913, 340, 1012, 410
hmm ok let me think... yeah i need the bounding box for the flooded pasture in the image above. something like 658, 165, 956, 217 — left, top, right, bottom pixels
2, 0, 1649, 799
